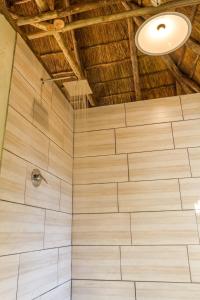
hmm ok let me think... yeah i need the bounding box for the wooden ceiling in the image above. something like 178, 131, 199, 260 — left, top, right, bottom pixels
2, 0, 200, 108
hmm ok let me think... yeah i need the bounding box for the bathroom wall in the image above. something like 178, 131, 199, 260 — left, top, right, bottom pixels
0, 33, 73, 299
73, 93, 200, 299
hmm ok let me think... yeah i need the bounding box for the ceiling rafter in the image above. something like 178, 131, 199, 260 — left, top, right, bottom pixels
31, 0, 96, 106
24, 0, 200, 40
121, 0, 142, 101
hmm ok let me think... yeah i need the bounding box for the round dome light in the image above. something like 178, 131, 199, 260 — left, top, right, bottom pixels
135, 12, 192, 56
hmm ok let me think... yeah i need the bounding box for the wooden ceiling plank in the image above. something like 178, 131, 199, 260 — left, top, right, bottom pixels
26, 0, 200, 40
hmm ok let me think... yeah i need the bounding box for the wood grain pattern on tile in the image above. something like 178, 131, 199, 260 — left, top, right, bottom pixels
72, 246, 121, 280
129, 149, 191, 181
17, 249, 58, 300
73, 183, 118, 214
60, 181, 72, 213
44, 210, 71, 248
131, 211, 199, 245
4, 107, 49, 170
116, 123, 173, 153
0, 150, 27, 204
39, 282, 71, 300
74, 154, 128, 184
74, 129, 115, 157
25, 165, 60, 210
58, 247, 71, 284
121, 246, 190, 282
75, 104, 125, 132
33, 98, 50, 137
0, 200, 44, 255
9, 68, 34, 123
125, 96, 182, 127
49, 109, 64, 149
188, 245, 200, 282
173, 119, 200, 148
136, 282, 200, 300
48, 141, 72, 183
72, 280, 135, 300
73, 213, 131, 245
188, 147, 200, 177
63, 123, 73, 157
0, 255, 19, 300
181, 93, 200, 120
118, 180, 181, 212
180, 178, 200, 209
52, 84, 73, 131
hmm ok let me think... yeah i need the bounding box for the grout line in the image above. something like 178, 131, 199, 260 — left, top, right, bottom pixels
187, 148, 193, 177
32, 280, 72, 299
134, 282, 137, 300
15, 254, 21, 300
195, 211, 200, 244
71, 278, 200, 284
179, 96, 185, 120
57, 248, 59, 285
114, 128, 117, 155
186, 245, 192, 283
130, 213, 133, 245
178, 179, 183, 210
170, 122, 175, 149
127, 154, 130, 182
116, 183, 120, 212
119, 246, 122, 281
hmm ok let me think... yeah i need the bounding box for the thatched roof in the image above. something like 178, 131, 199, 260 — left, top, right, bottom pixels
2, 0, 200, 108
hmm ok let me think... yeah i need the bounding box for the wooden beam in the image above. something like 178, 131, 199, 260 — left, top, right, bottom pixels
127, 19, 141, 100
17, 0, 123, 26
34, 0, 49, 12
27, 0, 200, 40
162, 55, 200, 93
65, 0, 96, 106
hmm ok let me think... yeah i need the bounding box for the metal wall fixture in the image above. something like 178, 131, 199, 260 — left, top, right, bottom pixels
31, 169, 48, 187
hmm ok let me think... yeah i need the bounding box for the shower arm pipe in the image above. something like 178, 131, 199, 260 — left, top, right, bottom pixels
41, 75, 77, 83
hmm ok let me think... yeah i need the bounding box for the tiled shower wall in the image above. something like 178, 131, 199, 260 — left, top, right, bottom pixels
0, 34, 73, 299
73, 94, 200, 299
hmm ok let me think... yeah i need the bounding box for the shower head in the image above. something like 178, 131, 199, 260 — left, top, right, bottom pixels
63, 79, 92, 97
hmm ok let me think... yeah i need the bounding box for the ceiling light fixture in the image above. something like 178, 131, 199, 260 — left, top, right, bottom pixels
135, 12, 192, 56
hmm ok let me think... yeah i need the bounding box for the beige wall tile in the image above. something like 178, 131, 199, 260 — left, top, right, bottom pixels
9, 68, 34, 122
136, 282, 200, 300
0, 150, 27, 204
48, 142, 72, 183
73, 183, 118, 214
49, 109, 64, 149
75, 104, 125, 132
44, 210, 71, 248
173, 119, 200, 148
40, 282, 71, 300
17, 249, 58, 300
0, 200, 44, 255
181, 93, 200, 120
33, 98, 50, 137
116, 123, 173, 153
63, 123, 73, 157
129, 149, 191, 181
131, 211, 199, 245
189, 148, 200, 177
4, 107, 49, 170
74, 130, 115, 157
72, 280, 135, 300
60, 181, 72, 213
58, 247, 71, 284
25, 165, 60, 210
14, 35, 43, 95
52, 84, 73, 131
0, 255, 19, 300
72, 246, 121, 280
188, 245, 200, 282
125, 96, 182, 127
74, 154, 128, 184
180, 178, 200, 209
73, 213, 131, 245
121, 246, 190, 282
118, 180, 181, 212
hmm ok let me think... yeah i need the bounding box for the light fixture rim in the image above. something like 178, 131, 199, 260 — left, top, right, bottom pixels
135, 12, 192, 56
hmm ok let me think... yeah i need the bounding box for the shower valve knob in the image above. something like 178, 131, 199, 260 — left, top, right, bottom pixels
31, 169, 48, 187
